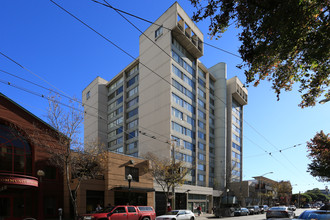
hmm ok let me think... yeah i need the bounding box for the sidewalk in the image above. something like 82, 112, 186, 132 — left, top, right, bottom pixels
196, 213, 216, 220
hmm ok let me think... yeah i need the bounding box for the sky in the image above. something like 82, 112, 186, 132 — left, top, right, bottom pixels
1, 0, 329, 194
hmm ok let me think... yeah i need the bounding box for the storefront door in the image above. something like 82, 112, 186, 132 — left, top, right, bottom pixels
0, 191, 34, 220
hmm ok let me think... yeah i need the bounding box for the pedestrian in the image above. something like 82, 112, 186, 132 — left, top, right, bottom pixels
96, 204, 102, 211
197, 205, 202, 216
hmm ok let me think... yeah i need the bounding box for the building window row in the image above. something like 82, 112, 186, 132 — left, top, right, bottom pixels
109, 116, 123, 129
171, 136, 195, 151
198, 153, 205, 161
109, 126, 123, 138
172, 38, 196, 67
109, 76, 124, 90
198, 164, 206, 171
232, 151, 241, 160
109, 96, 123, 110
175, 152, 194, 163
127, 107, 138, 119
232, 124, 241, 135
109, 106, 123, 119
172, 65, 195, 88
198, 110, 206, 120
198, 131, 206, 140
127, 141, 138, 151
198, 68, 206, 79
232, 115, 240, 125
233, 133, 241, 143
232, 170, 241, 177
232, 160, 241, 169
172, 107, 195, 127
108, 85, 123, 101
172, 93, 195, 114
127, 74, 139, 88
171, 122, 195, 138
172, 79, 195, 100
232, 142, 241, 151
126, 65, 139, 78
198, 77, 206, 88
127, 86, 138, 98
198, 88, 206, 99
198, 98, 206, 109
127, 130, 138, 140
198, 142, 205, 150
127, 96, 139, 108
172, 50, 195, 77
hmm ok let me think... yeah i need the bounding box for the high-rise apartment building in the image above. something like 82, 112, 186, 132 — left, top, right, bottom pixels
82, 2, 247, 212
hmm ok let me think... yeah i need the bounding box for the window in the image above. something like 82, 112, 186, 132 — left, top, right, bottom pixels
127, 96, 139, 108
127, 119, 138, 129
198, 120, 205, 129
198, 131, 206, 140
198, 153, 205, 161
186, 116, 195, 126
155, 26, 163, 38
232, 142, 241, 151
172, 50, 195, 77
172, 65, 195, 88
198, 174, 205, 181
198, 164, 205, 171
171, 122, 195, 138
0, 124, 32, 174
127, 74, 139, 88
125, 166, 139, 182
127, 130, 138, 140
110, 77, 124, 90
198, 99, 206, 109
198, 68, 206, 78
198, 142, 205, 150
198, 78, 206, 88
172, 93, 195, 114
127, 108, 138, 118
198, 110, 206, 119
127, 86, 138, 98
128, 207, 137, 213
172, 79, 195, 100
86, 91, 90, 100
172, 107, 183, 120
233, 133, 241, 143
198, 88, 206, 98
127, 141, 138, 150
126, 65, 139, 77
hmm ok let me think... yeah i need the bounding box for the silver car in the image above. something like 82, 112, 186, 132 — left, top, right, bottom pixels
266, 206, 295, 219
156, 210, 195, 220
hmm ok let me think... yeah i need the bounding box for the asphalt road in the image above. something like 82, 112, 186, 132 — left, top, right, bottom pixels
197, 208, 306, 220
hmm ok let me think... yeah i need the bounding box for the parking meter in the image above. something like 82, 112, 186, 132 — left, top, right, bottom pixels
58, 208, 63, 220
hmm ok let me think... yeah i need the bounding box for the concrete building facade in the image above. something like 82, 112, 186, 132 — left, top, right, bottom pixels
82, 2, 247, 213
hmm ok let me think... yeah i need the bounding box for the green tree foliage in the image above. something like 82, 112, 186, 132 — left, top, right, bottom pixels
189, 0, 330, 107
307, 131, 330, 182
305, 188, 330, 202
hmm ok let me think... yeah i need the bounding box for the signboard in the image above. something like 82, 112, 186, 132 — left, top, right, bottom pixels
0, 175, 38, 187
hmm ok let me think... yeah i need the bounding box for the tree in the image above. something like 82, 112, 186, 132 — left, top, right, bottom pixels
30, 94, 107, 218
307, 130, 330, 182
273, 181, 292, 205
144, 152, 191, 213
189, 0, 329, 107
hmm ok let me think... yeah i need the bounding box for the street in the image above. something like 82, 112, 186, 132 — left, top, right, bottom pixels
198, 209, 306, 220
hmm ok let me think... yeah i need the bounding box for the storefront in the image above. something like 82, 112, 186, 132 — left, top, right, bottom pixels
0, 93, 64, 220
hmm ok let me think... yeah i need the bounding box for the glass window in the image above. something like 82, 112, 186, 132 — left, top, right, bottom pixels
198, 78, 206, 88
0, 124, 32, 174
127, 119, 138, 129
198, 120, 205, 129
86, 91, 90, 100
127, 75, 139, 88
198, 142, 205, 150
127, 108, 138, 118
198, 88, 206, 99
127, 96, 139, 108
198, 110, 206, 119
127, 86, 138, 98
155, 26, 163, 38
127, 130, 138, 140
172, 107, 183, 120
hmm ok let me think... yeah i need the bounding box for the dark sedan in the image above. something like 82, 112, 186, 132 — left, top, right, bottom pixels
296, 210, 330, 219
234, 208, 249, 216
266, 206, 295, 219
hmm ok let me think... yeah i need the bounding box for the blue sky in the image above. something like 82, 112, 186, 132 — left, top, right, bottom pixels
1, 1, 329, 194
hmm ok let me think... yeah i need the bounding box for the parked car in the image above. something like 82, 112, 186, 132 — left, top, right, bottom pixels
266, 206, 295, 219
259, 205, 269, 213
156, 210, 195, 220
246, 206, 260, 214
302, 204, 311, 208
296, 210, 330, 219
234, 208, 249, 216
80, 205, 156, 220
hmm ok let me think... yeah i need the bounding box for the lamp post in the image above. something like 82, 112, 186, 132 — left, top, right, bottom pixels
37, 169, 45, 220
258, 172, 273, 205
127, 174, 132, 205
185, 190, 191, 210
226, 188, 230, 205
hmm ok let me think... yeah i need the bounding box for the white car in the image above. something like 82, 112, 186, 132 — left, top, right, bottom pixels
156, 210, 195, 220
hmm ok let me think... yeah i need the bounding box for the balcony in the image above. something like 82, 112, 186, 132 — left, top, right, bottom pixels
172, 20, 203, 58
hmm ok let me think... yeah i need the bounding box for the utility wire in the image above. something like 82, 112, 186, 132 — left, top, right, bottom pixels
91, 0, 241, 58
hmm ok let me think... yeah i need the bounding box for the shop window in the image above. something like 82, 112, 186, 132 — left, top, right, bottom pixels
0, 124, 32, 175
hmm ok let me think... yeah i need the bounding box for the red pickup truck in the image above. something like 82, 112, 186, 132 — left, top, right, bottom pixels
80, 205, 156, 220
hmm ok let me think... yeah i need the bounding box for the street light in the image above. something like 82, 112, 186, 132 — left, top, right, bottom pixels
258, 172, 273, 205
37, 169, 45, 220
226, 188, 230, 205
127, 174, 132, 205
